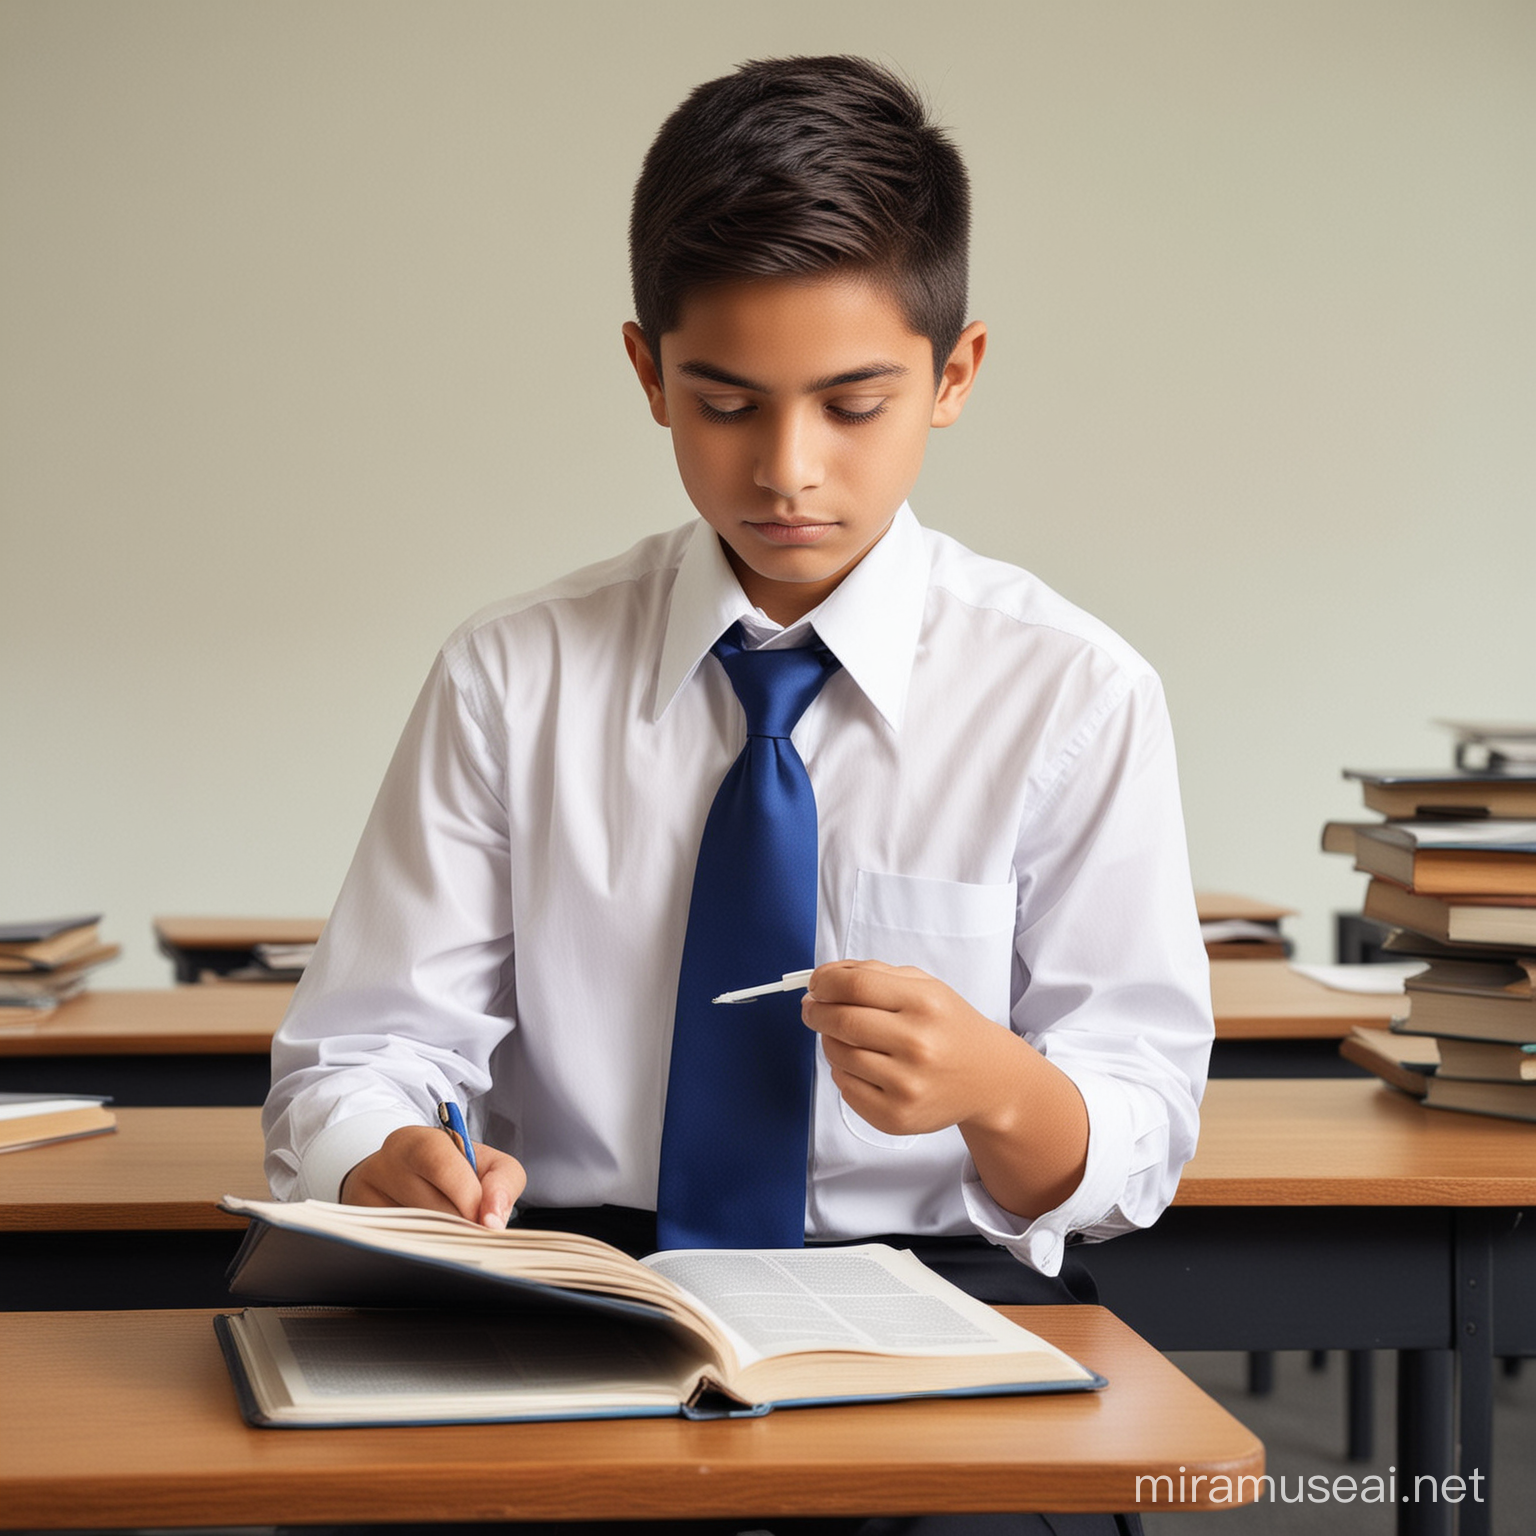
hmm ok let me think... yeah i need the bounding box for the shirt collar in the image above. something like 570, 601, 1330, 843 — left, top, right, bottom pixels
653, 503, 929, 732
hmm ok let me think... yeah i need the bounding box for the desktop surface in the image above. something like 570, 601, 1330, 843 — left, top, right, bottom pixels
1208, 960, 1400, 1039
1179, 1076, 1536, 1206
0, 986, 292, 1055
0, 1305, 1263, 1527
0, 1106, 264, 1231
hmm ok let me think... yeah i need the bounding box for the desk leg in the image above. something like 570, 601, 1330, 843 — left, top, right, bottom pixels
1246, 1350, 1274, 1395
1348, 1350, 1375, 1462
1397, 1350, 1454, 1536
1454, 1210, 1494, 1536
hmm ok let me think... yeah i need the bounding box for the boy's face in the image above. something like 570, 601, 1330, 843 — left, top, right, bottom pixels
624, 275, 984, 625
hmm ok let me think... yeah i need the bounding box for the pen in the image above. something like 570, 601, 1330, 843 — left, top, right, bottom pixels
436, 1098, 478, 1174
713, 968, 816, 1004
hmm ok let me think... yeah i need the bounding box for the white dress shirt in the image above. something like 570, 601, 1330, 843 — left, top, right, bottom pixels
264, 504, 1213, 1275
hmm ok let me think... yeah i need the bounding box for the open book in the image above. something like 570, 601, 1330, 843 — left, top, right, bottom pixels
215, 1196, 1103, 1427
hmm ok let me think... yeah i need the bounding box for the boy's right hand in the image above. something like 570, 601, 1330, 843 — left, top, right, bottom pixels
339, 1125, 527, 1229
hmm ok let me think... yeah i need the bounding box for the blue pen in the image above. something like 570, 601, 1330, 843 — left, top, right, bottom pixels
436, 1098, 478, 1174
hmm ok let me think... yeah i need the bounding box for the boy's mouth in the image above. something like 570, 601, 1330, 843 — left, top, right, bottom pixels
747, 519, 837, 546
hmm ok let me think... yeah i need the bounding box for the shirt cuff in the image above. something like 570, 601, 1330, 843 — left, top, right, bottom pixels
960, 1068, 1140, 1275
292, 1108, 428, 1203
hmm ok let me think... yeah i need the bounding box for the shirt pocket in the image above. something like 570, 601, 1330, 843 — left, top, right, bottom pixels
836, 869, 1018, 1150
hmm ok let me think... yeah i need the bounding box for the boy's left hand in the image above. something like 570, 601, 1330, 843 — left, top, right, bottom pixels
801, 959, 1089, 1220
800, 959, 1018, 1138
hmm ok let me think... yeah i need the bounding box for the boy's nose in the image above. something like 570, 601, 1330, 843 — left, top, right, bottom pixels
753, 418, 824, 499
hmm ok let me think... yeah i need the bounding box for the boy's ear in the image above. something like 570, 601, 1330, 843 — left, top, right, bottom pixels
622, 322, 671, 427
931, 320, 987, 428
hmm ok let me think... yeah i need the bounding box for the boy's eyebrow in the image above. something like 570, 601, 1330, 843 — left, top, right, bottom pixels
676, 360, 911, 393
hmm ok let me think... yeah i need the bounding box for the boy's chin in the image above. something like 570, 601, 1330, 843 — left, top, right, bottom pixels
733, 546, 847, 589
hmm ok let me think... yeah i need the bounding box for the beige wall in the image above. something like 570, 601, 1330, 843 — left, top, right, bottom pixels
4, 0, 1534, 986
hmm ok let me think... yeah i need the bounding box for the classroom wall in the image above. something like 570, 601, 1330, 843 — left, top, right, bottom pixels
4, 0, 1534, 985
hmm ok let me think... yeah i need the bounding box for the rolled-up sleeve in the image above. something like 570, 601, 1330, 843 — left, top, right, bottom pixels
962, 670, 1213, 1274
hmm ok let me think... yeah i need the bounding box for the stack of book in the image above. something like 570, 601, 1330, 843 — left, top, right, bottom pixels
1325, 766, 1536, 1123
0, 916, 122, 1019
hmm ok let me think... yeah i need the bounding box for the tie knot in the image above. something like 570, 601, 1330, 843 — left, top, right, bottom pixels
712, 624, 841, 739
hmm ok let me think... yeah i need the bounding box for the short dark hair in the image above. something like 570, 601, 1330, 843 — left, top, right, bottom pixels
630, 56, 971, 382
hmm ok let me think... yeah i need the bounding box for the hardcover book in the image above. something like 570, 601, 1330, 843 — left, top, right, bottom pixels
1351, 822, 1536, 898
1363, 879, 1536, 948
216, 1197, 1103, 1428
0, 1094, 116, 1154
1343, 768, 1536, 820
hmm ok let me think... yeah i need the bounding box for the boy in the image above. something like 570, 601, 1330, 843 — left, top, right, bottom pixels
266, 55, 1209, 1534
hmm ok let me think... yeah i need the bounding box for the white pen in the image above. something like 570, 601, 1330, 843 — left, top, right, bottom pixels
712, 968, 816, 1004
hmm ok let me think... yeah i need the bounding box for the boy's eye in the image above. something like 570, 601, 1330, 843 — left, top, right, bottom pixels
696, 395, 754, 423
828, 396, 887, 422
693, 393, 888, 425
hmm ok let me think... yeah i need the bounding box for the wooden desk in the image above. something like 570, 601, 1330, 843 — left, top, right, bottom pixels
0, 987, 290, 1055
153, 914, 324, 983
0, 1105, 266, 1309
0, 987, 290, 1104
10, 1089, 1530, 1533
1081, 1078, 1536, 1536
1209, 961, 1401, 1040
0, 1106, 265, 1231
1208, 959, 1401, 1076
0, 1306, 1262, 1527
1178, 1077, 1536, 1207
1197, 891, 1294, 961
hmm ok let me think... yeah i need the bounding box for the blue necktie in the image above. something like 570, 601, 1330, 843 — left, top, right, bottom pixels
657, 623, 842, 1250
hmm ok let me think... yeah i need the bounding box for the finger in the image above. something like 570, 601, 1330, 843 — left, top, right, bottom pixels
821, 1034, 895, 1091
474, 1146, 528, 1229
343, 1125, 486, 1219
807, 959, 928, 1011
401, 1126, 491, 1219
343, 1157, 467, 1213
826, 1058, 921, 1136
830, 1064, 940, 1139
806, 959, 895, 998
803, 995, 902, 1052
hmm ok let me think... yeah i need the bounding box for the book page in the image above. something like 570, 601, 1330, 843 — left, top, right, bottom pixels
1290, 961, 1422, 994
221, 1196, 734, 1368
643, 1245, 1035, 1369
1397, 820, 1536, 848
236, 1308, 702, 1422
0, 1096, 110, 1120
224, 1197, 675, 1296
